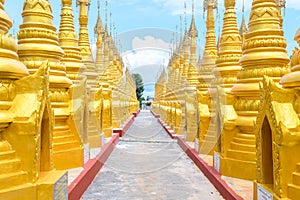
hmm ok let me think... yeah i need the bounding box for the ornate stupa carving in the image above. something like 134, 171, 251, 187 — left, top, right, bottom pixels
171, 16, 187, 136
59, 0, 85, 82
182, 32, 190, 80
198, 0, 218, 93
77, 0, 102, 148
177, 25, 186, 89
59, 0, 87, 145
214, 0, 242, 93
201, 0, 243, 155
239, 1, 247, 44
218, 0, 290, 180
95, 0, 105, 77
196, 0, 217, 153
213, 0, 243, 171
0, 0, 32, 196
165, 58, 177, 129
0, 0, 68, 198
107, 32, 120, 87
104, 24, 118, 127
77, 0, 98, 89
252, 23, 300, 199
183, 1, 199, 142
187, 4, 199, 88
99, 28, 112, 137
159, 38, 183, 133
18, 0, 84, 170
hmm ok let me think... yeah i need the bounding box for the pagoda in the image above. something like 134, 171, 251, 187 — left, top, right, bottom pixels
18, 0, 84, 170
218, 0, 290, 180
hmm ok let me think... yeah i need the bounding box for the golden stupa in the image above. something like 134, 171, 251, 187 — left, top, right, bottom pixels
196, 0, 218, 154
253, 2, 300, 198
213, 0, 243, 172
217, 0, 290, 180
0, 0, 69, 199
77, 0, 103, 148
18, 0, 83, 170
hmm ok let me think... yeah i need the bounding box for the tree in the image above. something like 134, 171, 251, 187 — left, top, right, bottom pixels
132, 73, 144, 107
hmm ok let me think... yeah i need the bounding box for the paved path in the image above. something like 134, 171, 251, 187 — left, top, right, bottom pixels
82, 111, 223, 200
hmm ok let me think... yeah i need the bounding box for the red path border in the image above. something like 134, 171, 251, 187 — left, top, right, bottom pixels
177, 137, 243, 200
151, 110, 243, 200
68, 111, 139, 200
69, 110, 242, 200
68, 134, 119, 200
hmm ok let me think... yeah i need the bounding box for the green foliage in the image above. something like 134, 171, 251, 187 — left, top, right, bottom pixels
132, 73, 144, 107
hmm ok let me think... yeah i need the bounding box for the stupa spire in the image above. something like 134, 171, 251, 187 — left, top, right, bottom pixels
77, 0, 98, 89
198, 0, 218, 92
77, 0, 92, 60
95, 0, 105, 76
59, 0, 84, 82
239, 0, 247, 43
213, 0, 242, 91
94, 0, 105, 36
187, 0, 199, 87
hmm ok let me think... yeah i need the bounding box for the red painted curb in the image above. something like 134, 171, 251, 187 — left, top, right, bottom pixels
150, 110, 160, 118
152, 110, 243, 200
113, 128, 123, 137
68, 135, 119, 200
122, 115, 135, 135
133, 109, 141, 117
177, 137, 243, 200
157, 118, 177, 139
113, 114, 136, 137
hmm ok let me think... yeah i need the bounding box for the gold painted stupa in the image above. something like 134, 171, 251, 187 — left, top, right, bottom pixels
77, 0, 103, 148
0, 0, 68, 199
253, 6, 300, 198
18, 0, 83, 170
197, 0, 217, 153
59, 0, 88, 146
213, 0, 243, 169
218, 0, 290, 180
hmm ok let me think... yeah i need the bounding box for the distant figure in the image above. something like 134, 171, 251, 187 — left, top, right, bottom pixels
146, 102, 152, 110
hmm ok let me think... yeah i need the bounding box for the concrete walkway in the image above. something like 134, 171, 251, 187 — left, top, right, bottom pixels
81, 111, 223, 200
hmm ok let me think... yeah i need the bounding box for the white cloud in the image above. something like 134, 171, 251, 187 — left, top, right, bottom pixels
286, 0, 300, 10
122, 36, 171, 70
132, 36, 173, 51
123, 49, 169, 69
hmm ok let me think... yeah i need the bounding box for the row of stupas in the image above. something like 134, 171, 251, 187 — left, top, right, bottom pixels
153, 0, 300, 199
0, 0, 139, 199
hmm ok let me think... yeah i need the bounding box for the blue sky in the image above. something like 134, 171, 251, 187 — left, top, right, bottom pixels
5, 1, 300, 52
4, 0, 300, 80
